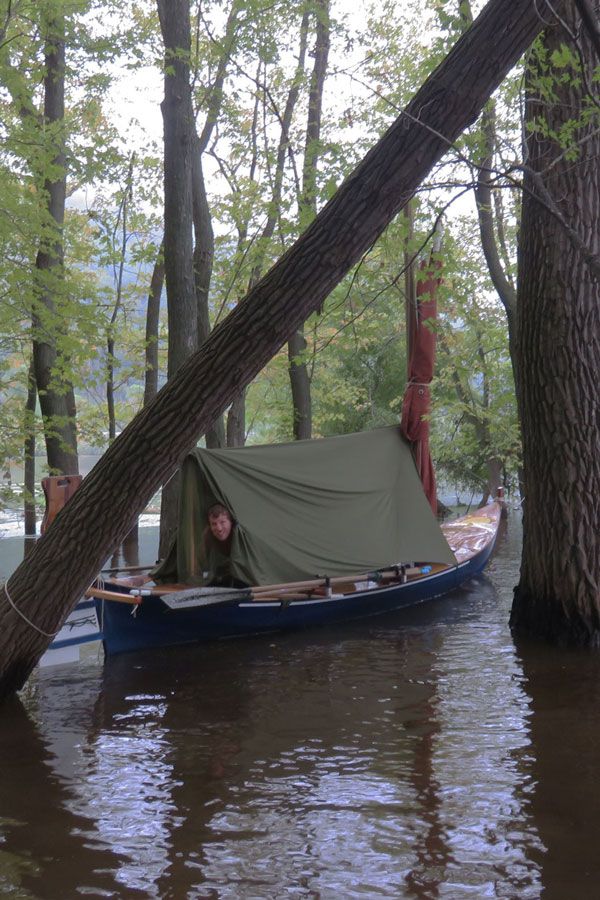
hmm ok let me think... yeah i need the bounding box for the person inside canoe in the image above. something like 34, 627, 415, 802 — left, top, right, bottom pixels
203, 503, 247, 588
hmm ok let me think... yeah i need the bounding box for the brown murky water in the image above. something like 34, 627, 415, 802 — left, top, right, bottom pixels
1, 513, 599, 898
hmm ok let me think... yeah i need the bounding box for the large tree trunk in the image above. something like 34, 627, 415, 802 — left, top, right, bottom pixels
157, 0, 198, 556
32, 9, 78, 476
0, 0, 548, 700
510, 3, 600, 644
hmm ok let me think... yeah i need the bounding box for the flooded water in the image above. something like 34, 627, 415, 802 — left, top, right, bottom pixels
1, 513, 599, 898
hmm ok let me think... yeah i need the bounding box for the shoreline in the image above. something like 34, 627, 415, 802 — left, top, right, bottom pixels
0, 512, 160, 540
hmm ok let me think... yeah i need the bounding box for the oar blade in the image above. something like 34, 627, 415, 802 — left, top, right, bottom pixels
161, 586, 251, 609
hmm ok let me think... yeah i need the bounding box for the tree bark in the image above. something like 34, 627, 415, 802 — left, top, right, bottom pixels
143, 242, 165, 408
32, 8, 78, 476
226, 393, 246, 447
511, 2, 600, 644
0, 0, 548, 700
459, 0, 519, 396
106, 156, 134, 442
288, 331, 312, 440
157, 0, 198, 555
24, 356, 37, 536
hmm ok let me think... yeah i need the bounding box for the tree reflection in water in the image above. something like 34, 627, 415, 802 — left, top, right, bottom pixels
516, 641, 600, 900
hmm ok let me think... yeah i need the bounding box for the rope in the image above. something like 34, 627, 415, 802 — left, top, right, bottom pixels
2, 579, 60, 639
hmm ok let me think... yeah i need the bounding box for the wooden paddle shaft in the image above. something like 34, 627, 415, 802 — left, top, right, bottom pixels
250, 569, 399, 596
85, 587, 142, 605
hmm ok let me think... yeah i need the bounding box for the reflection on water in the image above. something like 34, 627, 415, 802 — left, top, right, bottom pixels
1, 513, 599, 896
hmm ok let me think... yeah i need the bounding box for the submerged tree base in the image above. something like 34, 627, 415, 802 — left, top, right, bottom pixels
510, 586, 600, 649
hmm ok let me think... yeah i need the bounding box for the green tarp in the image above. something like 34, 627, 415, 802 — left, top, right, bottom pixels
156, 426, 456, 587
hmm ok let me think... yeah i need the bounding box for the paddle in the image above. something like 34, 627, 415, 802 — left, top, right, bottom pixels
90, 564, 437, 611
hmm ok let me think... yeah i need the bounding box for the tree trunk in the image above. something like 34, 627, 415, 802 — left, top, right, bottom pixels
226, 393, 246, 447
194, 0, 240, 449
227, 14, 310, 445
143, 242, 165, 408
0, 0, 548, 700
24, 356, 37, 536
288, 0, 330, 440
157, 0, 198, 556
106, 156, 134, 442
193, 139, 224, 449
473, 102, 520, 391
511, 3, 600, 644
404, 202, 416, 381
288, 330, 312, 440
32, 8, 78, 476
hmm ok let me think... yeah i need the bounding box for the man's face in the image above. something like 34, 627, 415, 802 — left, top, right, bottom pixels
209, 513, 232, 542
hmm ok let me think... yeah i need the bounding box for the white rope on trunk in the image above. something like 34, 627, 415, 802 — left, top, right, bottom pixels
2, 579, 60, 638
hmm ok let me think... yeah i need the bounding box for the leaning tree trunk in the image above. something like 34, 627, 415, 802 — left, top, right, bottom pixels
157, 0, 198, 556
0, 0, 548, 700
32, 8, 78, 476
510, 2, 600, 644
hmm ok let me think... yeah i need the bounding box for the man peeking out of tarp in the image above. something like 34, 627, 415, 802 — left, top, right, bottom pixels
203, 503, 248, 588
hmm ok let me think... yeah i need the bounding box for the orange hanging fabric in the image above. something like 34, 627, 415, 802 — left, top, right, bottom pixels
400, 255, 442, 514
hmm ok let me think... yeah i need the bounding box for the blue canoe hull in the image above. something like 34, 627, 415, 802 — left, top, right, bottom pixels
95, 529, 497, 656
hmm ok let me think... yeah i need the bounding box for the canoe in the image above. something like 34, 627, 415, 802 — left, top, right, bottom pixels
80, 499, 501, 656
41, 428, 503, 662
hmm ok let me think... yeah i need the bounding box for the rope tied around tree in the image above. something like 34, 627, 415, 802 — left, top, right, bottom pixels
1, 579, 60, 639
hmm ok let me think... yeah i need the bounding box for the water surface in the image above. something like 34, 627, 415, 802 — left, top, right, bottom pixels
1, 513, 598, 898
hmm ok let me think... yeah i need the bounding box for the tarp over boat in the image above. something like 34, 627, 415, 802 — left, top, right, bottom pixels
156, 426, 456, 587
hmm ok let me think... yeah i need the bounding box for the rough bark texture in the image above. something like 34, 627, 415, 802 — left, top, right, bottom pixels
0, 0, 547, 699
157, 0, 197, 555
32, 10, 78, 476
511, 2, 600, 644
288, 330, 312, 440
226, 393, 246, 447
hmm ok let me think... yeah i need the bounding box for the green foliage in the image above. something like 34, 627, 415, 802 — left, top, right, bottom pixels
0, 0, 525, 507
430, 217, 520, 492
